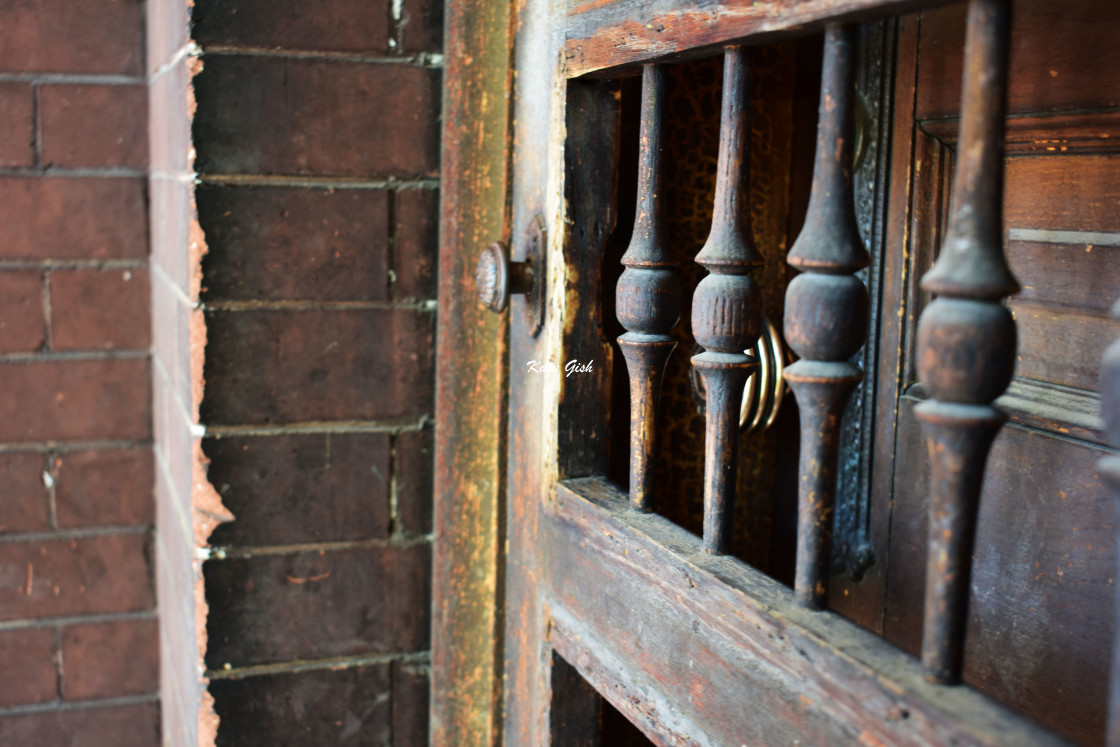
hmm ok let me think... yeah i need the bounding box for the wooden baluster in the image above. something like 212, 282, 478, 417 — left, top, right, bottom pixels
617, 65, 681, 511
783, 24, 869, 610
1101, 301, 1120, 746
692, 47, 762, 555
915, 0, 1017, 685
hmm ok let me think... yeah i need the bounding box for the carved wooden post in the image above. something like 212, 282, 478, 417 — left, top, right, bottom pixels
1101, 301, 1120, 747
915, 0, 1017, 685
692, 47, 762, 555
617, 64, 681, 512
783, 24, 869, 610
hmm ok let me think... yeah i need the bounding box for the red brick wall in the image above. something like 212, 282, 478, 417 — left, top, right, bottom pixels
189, 0, 441, 742
0, 0, 159, 743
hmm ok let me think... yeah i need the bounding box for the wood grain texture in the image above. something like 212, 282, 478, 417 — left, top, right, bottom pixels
880, 3, 1120, 740
886, 399, 1113, 746
564, 0, 958, 78
1100, 302, 1120, 747
914, 0, 1120, 119
546, 478, 1067, 747
430, 0, 513, 738
503, 0, 564, 737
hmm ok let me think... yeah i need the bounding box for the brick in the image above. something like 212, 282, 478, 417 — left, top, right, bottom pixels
393, 188, 438, 301
0, 534, 153, 621
0, 629, 57, 707
197, 185, 390, 302
55, 448, 154, 529
210, 665, 391, 746
0, 83, 34, 168
202, 309, 433, 425
206, 433, 391, 547
40, 85, 148, 169
400, 0, 444, 54
393, 661, 430, 746
0, 359, 150, 442
193, 56, 440, 178
396, 427, 433, 535
193, 0, 390, 54
62, 618, 158, 700
0, 270, 44, 353
0, 177, 148, 260
50, 268, 151, 351
0, 703, 159, 747
204, 543, 430, 667
0, 453, 48, 534
0, 0, 143, 76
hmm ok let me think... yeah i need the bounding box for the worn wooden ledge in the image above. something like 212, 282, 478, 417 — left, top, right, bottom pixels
565, 0, 956, 78
545, 478, 1068, 746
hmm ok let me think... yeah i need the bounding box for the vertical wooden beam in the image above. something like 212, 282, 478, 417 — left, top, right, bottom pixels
914, 0, 1017, 685
692, 47, 763, 555
617, 65, 680, 512
783, 24, 870, 610
1101, 300, 1120, 747
431, 0, 513, 739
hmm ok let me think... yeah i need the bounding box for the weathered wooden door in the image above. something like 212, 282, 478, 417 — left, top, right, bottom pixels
433, 0, 1120, 744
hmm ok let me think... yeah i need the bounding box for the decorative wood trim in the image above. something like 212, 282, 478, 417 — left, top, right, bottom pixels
783, 25, 869, 610
548, 477, 1067, 747
914, 0, 1017, 685
690, 47, 762, 555
616, 65, 680, 510
921, 109, 1120, 155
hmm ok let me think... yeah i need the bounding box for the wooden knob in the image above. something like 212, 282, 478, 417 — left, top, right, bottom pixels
476, 241, 533, 313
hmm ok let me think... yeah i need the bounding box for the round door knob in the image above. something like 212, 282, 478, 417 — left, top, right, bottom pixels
477, 241, 534, 313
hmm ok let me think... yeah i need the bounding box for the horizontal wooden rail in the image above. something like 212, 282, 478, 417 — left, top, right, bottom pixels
565, 0, 957, 78
547, 478, 1067, 746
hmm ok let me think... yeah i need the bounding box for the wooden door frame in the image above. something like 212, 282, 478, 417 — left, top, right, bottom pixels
432, 0, 1083, 745
430, 0, 514, 741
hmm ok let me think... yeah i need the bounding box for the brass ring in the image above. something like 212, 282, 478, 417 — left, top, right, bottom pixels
740, 314, 789, 433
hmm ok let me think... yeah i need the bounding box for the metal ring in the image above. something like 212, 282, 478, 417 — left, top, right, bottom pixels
739, 314, 789, 433
688, 314, 791, 433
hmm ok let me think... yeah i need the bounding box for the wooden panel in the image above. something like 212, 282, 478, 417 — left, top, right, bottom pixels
1008, 240, 1118, 315
884, 400, 1114, 746
546, 479, 1066, 747
905, 132, 1120, 424
1010, 300, 1115, 392
1004, 155, 1120, 233
915, 0, 1120, 120
878, 4, 1120, 742
563, 0, 956, 78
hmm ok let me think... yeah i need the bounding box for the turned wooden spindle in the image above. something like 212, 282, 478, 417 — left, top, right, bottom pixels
915, 0, 1017, 685
617, 64, 681, 512
783, 24, 869, 610
692, 47, 762, 555
1100, 300, 1120, 747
